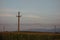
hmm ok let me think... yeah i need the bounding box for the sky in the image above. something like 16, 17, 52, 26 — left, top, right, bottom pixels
0, 0, 60, 25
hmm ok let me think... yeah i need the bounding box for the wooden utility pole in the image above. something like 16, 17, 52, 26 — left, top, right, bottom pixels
53, 25, 56, 40
16, 12, 21, 32
54, 25, 56, 33
3, 26, 5, 32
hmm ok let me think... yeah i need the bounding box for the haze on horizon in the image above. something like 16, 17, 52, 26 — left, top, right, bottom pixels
0, 0, 60, 26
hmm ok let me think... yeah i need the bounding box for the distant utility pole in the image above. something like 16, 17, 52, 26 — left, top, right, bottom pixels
16, 12, 21, 32
54, 25, 56, 33
3, 26, 5, 32
53, 25, 56, 40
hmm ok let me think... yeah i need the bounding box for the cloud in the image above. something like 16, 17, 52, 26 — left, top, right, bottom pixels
0, 8, 22, 17
0, 8, 20, 12
0, 14, 15, 17
0, 8, 40, 18
22, 14, 40, 18
0, 8, 60, 25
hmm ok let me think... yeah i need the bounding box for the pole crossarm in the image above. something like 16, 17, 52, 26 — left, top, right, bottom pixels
16, 12, 21, 17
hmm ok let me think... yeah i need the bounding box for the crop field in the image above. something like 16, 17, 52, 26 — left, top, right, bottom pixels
0, 31, 60, 40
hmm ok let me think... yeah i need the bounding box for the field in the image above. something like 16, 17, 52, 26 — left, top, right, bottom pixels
0, 31, 60, 40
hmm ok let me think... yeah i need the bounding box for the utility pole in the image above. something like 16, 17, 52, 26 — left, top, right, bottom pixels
3, 26, 5, 32
16, 12, 21, 32
54, 25, 56, 34
53, 25, 56, 40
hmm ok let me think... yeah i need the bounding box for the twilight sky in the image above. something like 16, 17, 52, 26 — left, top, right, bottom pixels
0, 0, 60, 25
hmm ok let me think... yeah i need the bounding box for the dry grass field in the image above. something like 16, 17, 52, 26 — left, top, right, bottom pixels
0, 31, 60, 35
0, 31, 60, 40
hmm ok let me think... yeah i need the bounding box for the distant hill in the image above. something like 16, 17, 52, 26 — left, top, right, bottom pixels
23, 28, 60, 33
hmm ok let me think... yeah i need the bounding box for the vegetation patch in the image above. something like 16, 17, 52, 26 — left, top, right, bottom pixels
0, 32, 60, 40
